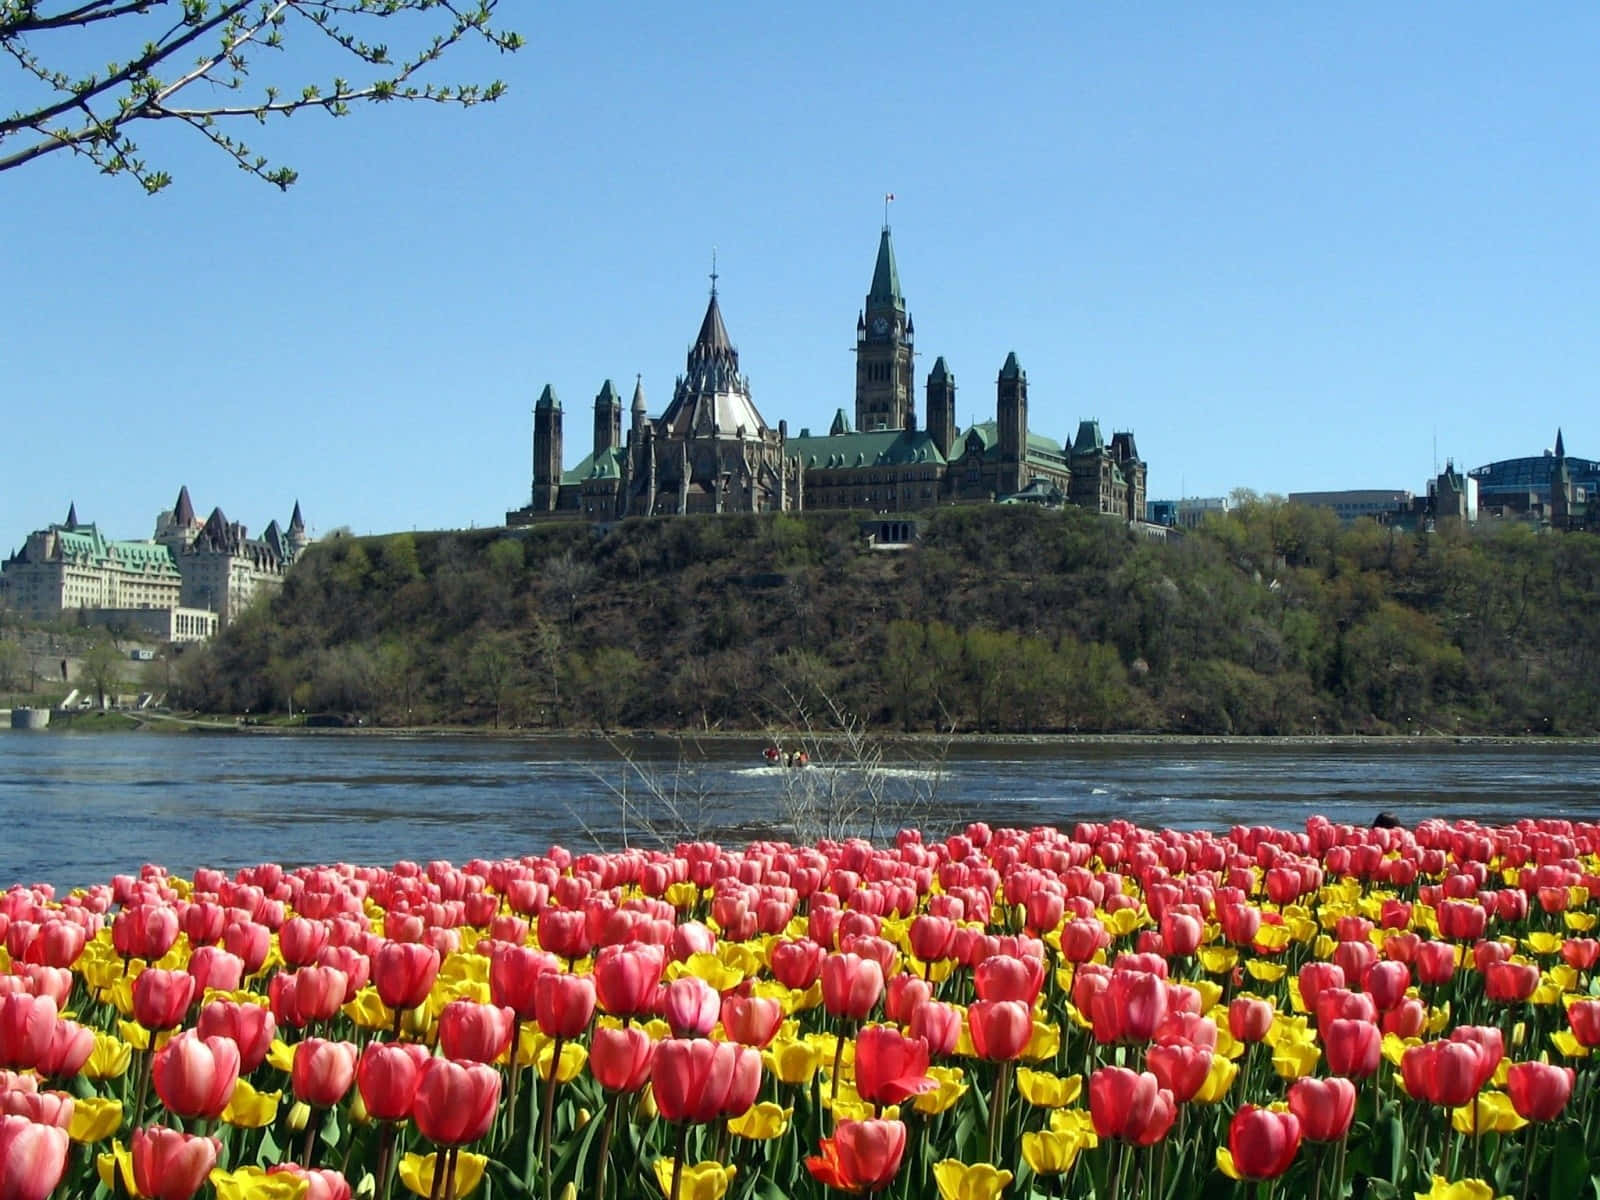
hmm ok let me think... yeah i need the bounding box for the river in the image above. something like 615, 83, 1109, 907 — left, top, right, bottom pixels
3, 732, 1599, 891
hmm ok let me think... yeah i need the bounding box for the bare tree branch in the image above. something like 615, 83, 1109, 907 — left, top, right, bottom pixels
1, 0, 520, 191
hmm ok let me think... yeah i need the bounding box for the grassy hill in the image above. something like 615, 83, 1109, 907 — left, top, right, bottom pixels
172, 502, 1600, 736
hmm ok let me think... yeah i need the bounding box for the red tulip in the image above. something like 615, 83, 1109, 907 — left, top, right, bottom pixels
821, 954, 884, 1021
805, 1118, 907, 1192
0, 1114, 69, 1200
279, 917, 330, 967
533, 972, 596, 1040
268, 965, 347, 1028
1506, 1062, 1575, 1123
488, 944, 560, 1021
536, 909, 592, 961
152, 1030, 240, 1119
651, 1038, 761, 1123
437, 1000, 515, 1064
1437, 900, 1487, 942
908, 1001, 962, 1057
721, 994, 784, 1048
1568, 999, 1600, 1047
770, 939, 828, 991
1450, 1026, 1504, 1089
662, 976, 721, 1038
132, 969, 194, 1032
35, 1019, 94, 1079
1089, 1067, 1177, 1145
292, 1039, 358, 1109
1483, 960, 1540, 1004
131, 1126, 220, 1200
1296, 963, 1346, 1014
222, 922, 272, 976
186, 947, 244, 996
853, 1026, 935, 1105
1364, 960, 1410, 1011
973, 955, 1045, 1006
589, 1025, 656, 1093
32, 922, 86, 969
593, 944, 666, 1019
1091, 970, 1167, 1044
371, 941, 440, 1012
1228, 996, 1274, 1044
356, 1041, 432, 1123
1323, 1019, 1381, 1079
1288, 1076, 1356, 1142
0, 1090, 73, 1129
1059, 917, 1112, 963
1380, 996, 1428, 1040
413, 1058, 501, 1145
196, 1000, 277, 1074
1146, 1042, 1212, 1103
1159, 909, 1203, 957
1227, 1105, 1302, 1180
268, 1165, 353, 1200
1401, 1041, 1485, 1107
113, 905, 180, 961
969, 999, 1033, 1062
1415, 940, 1458, 986
1561, 939, 1600, 971
908, 915, 957, 962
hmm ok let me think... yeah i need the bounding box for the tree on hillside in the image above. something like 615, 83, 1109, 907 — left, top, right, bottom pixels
2, 0, 521, 192
81, 639, 123, 707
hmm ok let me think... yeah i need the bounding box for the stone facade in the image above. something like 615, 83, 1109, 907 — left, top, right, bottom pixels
0, 487, 309, 632
507, 227, 1148, 526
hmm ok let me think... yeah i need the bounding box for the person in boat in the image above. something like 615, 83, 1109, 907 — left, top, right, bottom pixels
763, 746, 781, 765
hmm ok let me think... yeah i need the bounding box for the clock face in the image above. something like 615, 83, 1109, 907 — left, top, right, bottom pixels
872, 316, 889, 335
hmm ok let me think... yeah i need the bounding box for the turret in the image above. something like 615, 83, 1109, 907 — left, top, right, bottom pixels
996, 352, 1028, 494
630, 375, 648, 439
1552, 427, 1572, 527
854, 225, 914, 432
594, 379, 621, 457
532, 384, 563, 511
926, 357, 956, 459
286, 500, 308, 557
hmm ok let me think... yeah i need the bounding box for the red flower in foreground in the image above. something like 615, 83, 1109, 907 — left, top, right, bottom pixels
0, 1113, 69, 1200
356, 1040, 432, 1123
651, 1038, 760, 1124
1507, 1062, 1575, 1123
1227, 1105, 1302, 1180
1089, 1067, 1176, 1146
131, 1126, 220, 1200
1288, 1076, 1356, 1142
805, 1118, 907, 1193
413, 1058, 500, 1146
853, 1025, 935, 1106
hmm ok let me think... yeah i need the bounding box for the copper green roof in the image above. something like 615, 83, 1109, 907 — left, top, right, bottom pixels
563, 446, 626, 484
962, 421, 1069, 468
596, 380, 620, 407
868, 227, 903, 309
999, 352, 1024, 381
52, 526, 180, 573
787, 428, 946, 469
1072, 420, 1104, 454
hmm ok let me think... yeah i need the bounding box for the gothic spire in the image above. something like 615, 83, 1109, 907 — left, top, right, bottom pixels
173, 485, 195, 526
868, 226, 903, 309
1555, 427, 1566, 459
690, 291, 736, 365
64, 502, 78, 530
288, 500, 305, 533
631, 375, 647, 414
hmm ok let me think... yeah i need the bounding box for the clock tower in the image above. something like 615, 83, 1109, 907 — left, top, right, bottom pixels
854, 226, 914, 432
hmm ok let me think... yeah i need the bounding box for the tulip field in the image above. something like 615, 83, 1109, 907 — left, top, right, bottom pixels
7, 818, 1600, 1200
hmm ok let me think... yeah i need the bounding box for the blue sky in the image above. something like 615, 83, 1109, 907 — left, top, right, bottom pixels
5, 3, 1596, 551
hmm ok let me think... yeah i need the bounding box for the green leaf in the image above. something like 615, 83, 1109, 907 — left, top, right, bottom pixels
1549, 1124, 1587, 1200
318, 1103, 341, 1152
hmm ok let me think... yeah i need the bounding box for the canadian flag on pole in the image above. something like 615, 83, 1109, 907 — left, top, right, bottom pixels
885, 193, 895, 202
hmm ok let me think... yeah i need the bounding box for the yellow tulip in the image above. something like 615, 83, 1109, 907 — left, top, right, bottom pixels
933, 1159, 1013, 1200
210, 1166, 309, 1200
717, 941, 763, 978
675, 952, 744, 993
266, 1039, 297, 1073
1191, 1053, 1238, 1104
1063, 1003, 1093, 1031
1271, 1036, 1320, 1080
1189, 979, 1223, 1011
1451, 1092, 1527, 1137
342, 987, 396, 1032
727, 1102, 792, 1140
1253, 924, 1293, 953
1264, 1014, 1311, 1047
652, 1159, 736, 1200
1549, 1030, 1591, 1059
1047, 1108, 1099, 1143
1313, 935, 1338, 961
1198, 946, 1238, 975
665, 881, 699, 910
642, 1018, 674, 1041
1571, 886, 1590, 909
438, 951, 490, 987
1021, 1128, 1087, 1175
222, 1080, 282, 1129
1525, 932, 1565, 956
203, 988, 269, 1009
1023, 1019, 1060, 1062
68, 1097, 123, 1144
83, 1032, 133, 1080
520, 1033, 588, 1082
914, 1066, 969, 1115
398, 1152, 489, 1198
1383, 1034, 1422, 1067
1563, 911, 1597, 933
1216, 1147, 1244, 1181
116, 1021, 173, 1053
1100, 908, 1145, 938
1413, 1176, 1507, 1200
287, 1101, 311, 1132
763, 1034, 823, 1085
97, 1141, 135, 1193
1427, 1004, 1453, 1035
1246, 959, 1288, 984
1015, 1069, 1081, 1108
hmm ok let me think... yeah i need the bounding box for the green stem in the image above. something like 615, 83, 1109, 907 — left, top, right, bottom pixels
374, 1123, 396, 1200
593, 1090, 621, 1200
540, 1035, 564, 1200
669, 1122, 689, 1200
444, 1146, 460, 1200
1521, 1121, 1539, 1200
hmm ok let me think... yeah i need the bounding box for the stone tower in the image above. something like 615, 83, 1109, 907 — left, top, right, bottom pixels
286, 500, 309, 557
593, 379, 622, 458
531, 384, 563, 511
630, 376, 648, 440
926, 356, 956, 460
996, 351, 1028, 495
855, 226, 914, 432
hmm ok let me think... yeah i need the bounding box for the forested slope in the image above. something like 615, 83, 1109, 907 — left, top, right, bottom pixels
174, 503, 1600, 735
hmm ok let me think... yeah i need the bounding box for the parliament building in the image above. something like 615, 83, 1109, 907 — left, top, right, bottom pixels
506, 227, 1147, 526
